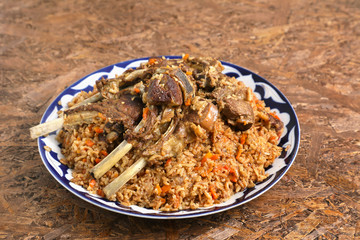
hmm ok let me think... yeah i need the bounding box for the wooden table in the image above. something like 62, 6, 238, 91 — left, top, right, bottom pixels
1, 0, 359, 239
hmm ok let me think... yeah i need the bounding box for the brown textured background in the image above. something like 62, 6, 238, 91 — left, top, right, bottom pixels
1, 0, 360, 239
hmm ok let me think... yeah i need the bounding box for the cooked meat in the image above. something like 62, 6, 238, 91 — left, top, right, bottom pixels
185, 97, 218, 131
171, 68, 195, 104
66, 94, 143, 128
211, 84, 254, 131
146, 74, 183, 106
96, 69, 153, 99
219, 97, 254, 131
125, 105, 160, 142
211, 84, 247, 101
268, 113, 284, 136
185, 57, 224, 89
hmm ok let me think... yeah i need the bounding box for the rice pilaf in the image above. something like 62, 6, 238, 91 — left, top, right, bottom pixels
57, 55, 283, 211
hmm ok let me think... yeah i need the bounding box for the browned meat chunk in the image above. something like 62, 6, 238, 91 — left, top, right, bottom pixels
268, 113, 284, 136
220, 97, 254, 131
66, 94, 143, 128
211, 85, 254, 131
171, 68, 195, 104
146, 74, 183, 106
96, 69, 153, 99
184, 97, 218, 131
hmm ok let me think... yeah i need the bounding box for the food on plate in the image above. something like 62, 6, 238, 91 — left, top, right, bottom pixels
34, 55, 284, 211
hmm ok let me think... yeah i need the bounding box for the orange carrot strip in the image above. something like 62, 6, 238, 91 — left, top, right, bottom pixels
269, 112, 280, 120
97, 189, 105, 198
148, 58, 157, 65
85, 139, 95, 147
89, 179, 96, 188
183, 53, 189, 60
210, 185, 218, 200
134, 87, 141, 94
94, 126, 103, 134
161, 185, 171, 193
142, 107, 149, 120
236, 147, 242, 161
98, 113, 106, 120
100, 150, 108, 156
240, 133, 247, 145
165, 158, 172, 167
155, 184, 162, 195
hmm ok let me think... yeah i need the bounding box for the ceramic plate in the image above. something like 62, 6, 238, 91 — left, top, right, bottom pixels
37, 56, 300, 219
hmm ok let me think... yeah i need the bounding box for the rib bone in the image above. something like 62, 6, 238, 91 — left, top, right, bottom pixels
91, 140, 133, 179
30, 93, 102, 139
103, 157, 147, 199
90, 119, 145, 179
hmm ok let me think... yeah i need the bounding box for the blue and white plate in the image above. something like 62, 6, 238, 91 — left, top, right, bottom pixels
37, 56, 300, 219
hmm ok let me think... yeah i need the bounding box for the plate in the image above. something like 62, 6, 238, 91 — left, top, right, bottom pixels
37, 56, 300, 219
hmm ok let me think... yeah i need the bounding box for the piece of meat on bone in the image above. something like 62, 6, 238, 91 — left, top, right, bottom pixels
96, 68, 153, 99
146, 73, 183, 106
212, 86, 254, 131
65, 94, 143, 129
185, 57, 224, 89
184, 96, 218, 132
171, 68, 195, 104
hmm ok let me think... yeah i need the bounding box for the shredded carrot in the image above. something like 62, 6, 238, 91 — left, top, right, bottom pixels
183, 53, 189, 61
95, 158, 101, 164
89, 179, 96, 188
186, 71, 192, 76
269, 135, 278, 143
134, 87, 141, 94
201, 152, 219, 166
77, 137, 81, 141
142, 107, 149, 120
194, 166, 201, 171
229, 168, 237, 182
93, 126, 103, 134
210, 185, 218, 200
98, 113, 106, 120
100, 150, 108, 156
85, 139, 95, 147
97, 189, 105, 198
148, 58, 157, 65
161, 184, 171, 193
269, 112, 280, 120
82, 158, 87, 162
201, 152, 212, 165
155, 184, 162, 195
236, 147, 243, 161
185, 98, 191, 106
160, 198, 166, 205
165, 158, 172, 167
240, 133, 247, 145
